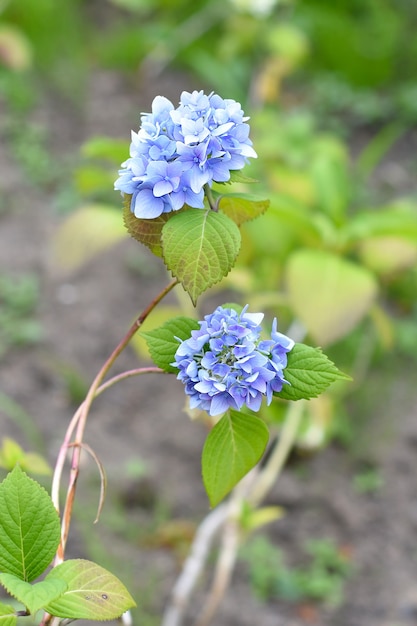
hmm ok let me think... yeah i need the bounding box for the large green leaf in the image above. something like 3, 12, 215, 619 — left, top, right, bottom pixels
202, 410, 269, 507
0, 601, 16, 626
162, 209, 241, 304
285, 249, 378, 345
50, 204, 127, 272
277, 343, 351, 401
0, 466, 61, 582
0, 574, 67, 616
218, 194, 269, 226
45, 560, 136, 621
141, 316, 200, 373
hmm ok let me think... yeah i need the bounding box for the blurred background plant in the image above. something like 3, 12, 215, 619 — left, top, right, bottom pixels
1, 0, 417, 616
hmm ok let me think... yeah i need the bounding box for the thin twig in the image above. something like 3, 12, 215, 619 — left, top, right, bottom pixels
51, 368, 164, 518
55, 278, 178, 564
193, 490, 245, 626
161, 504, 228, 626
180, 401, 304, 626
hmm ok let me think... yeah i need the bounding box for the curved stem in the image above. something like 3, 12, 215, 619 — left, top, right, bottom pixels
55, 278, 178, 563
51, 367, 166, 514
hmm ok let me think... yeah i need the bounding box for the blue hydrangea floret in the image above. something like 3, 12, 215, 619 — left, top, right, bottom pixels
173, 306, 294, 417
114, 91, 257, 219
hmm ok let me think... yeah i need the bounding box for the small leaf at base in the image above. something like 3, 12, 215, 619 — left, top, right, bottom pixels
0, 601, 16, 626
45, 560, 136, 621
0, 466, 61, 581
0, 574, 67, 616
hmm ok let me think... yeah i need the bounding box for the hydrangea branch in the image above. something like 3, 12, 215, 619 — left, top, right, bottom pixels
53, 278, 178, 564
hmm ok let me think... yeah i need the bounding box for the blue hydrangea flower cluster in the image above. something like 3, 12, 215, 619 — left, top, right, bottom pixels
114, 90, 257, 219
173, 306, 294, 417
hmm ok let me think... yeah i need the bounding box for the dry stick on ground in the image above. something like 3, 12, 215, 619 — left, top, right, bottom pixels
161, 504, 228, 626
161, 400, 305, 626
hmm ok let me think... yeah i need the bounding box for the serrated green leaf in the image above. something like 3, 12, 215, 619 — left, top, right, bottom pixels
123, 198, 171, 257
202, 410, 269, 507
285, 249, 378, 345
162, 209, 241, 304
218, 194, 269, 226
0, 601, 16, 626
0, 574, 67, 615
277, 344, 351, 401
141, 316, 200, 373
0, 466, 61, 582
50, 204, 127, 272
45, 560, 136, 621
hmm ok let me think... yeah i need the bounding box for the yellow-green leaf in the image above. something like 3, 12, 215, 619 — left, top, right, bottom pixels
285, 249, 378, 345
50, 204, 127, 272
45, 560, 136, 621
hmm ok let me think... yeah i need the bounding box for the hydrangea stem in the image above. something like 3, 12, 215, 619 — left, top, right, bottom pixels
204, 184, 217, 211
54, 278, 178, 564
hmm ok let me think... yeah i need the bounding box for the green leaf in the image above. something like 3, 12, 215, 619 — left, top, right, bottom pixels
277, 344, 351, 401
50, 204, 127, 272
162, 209, 241, 304
0, 439, 51, 475
123, 198, 171, 257
344, 202, 417, 245
0, 574, 67, 615
0, 601, 16, 626
310, 150, 350, 224
358, 235, 417, 275
202, 410, 269, 507
218, 194, 269, 226
285, 249, 378, 345
45, 560, 136, 621
129, 305, 184, 361
80, 136, 129, 164
228, 171, 259, 184
0, 466, 61, 582
141, 316, 200, 373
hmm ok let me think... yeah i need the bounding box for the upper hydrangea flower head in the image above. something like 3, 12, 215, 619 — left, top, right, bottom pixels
173, 306, 294, 417
114, 90, 257, 219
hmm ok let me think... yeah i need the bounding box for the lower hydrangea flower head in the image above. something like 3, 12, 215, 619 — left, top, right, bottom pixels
173, 306, 294, 417
114, 90, 257, 219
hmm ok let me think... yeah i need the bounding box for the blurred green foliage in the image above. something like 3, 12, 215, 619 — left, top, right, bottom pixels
2, 0, 417, 124
1, 0, 416, 615
0, 274, 42, 357
240, 535, 352, 606
1, 0, 416, 468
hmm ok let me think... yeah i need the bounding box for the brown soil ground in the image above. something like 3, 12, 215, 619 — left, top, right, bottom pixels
1, 69, 417, 626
